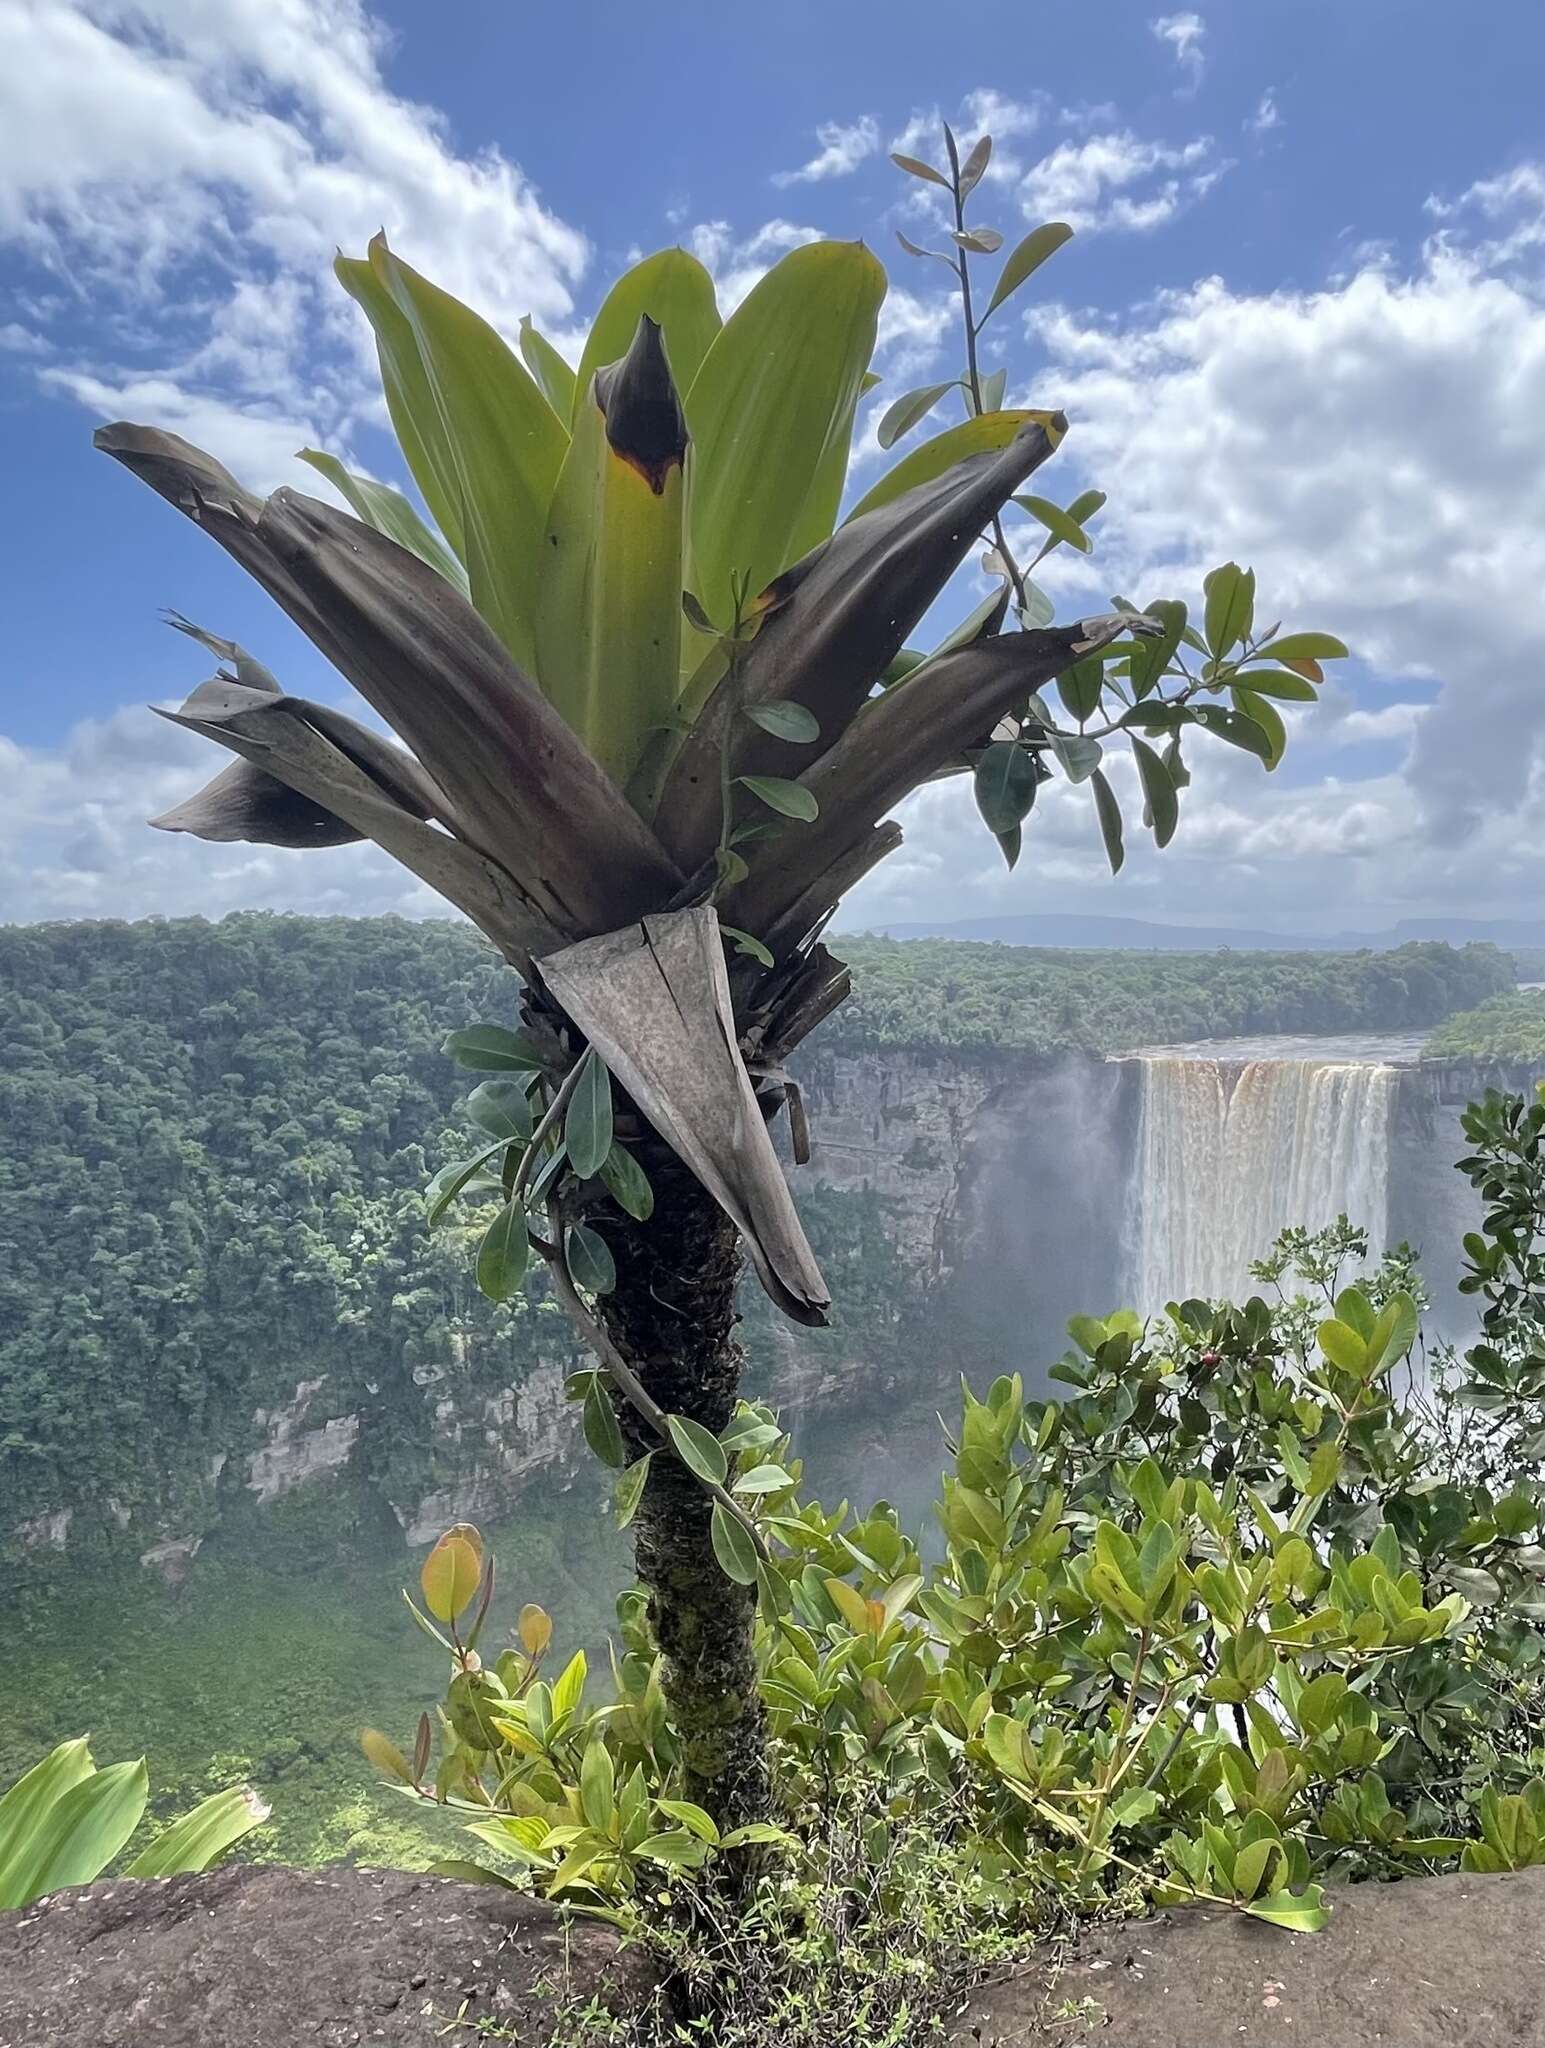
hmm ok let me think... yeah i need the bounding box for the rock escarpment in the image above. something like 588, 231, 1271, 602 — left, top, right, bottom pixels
0, 1864, 658, 2047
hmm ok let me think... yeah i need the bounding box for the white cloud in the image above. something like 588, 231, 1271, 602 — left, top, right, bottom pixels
838, 196, 1545, 932
772, 116, 879, 188
685, 217, 824, 313
1248, 90, 1281, 135
0, 701, 447, 924
0, 0, 588, 488
1018, 132, 1222, 233
1151, 11, 1206, 89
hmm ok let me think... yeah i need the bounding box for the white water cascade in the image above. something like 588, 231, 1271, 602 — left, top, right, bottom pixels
1128, 1054, 1398, 1307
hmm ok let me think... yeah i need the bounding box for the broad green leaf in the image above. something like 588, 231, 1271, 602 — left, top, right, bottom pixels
575, 248, 720, 425
719, 1821, 797, 1850
737, 775, 819, 822
579, 1739, 616, 1832
565, 1223, 617, 1296
1261, 631, 1348, 662
666, 1414, 729, 1487
1318, 1318, 1369, 1376
519, 1603, 553, 1657
1014, 493, 1092, 553
1192, 704, 1275, 762
1366, 1291, 1418, 1373
535, 321, 686, 782
955, 228, 1005, 253
657, 1799, 720, 1845
367, 235, 568, 672
711, 1501, 760, 1585
985, 222, 1074, 318
1244, 1885, 1330, 1933
687, 241, 885, 621
743, 699, 821, 744
1131, 734, 1179, 848
442, 1025, 546, 1072
296, 449, 467, 591
1232, 687, 1286, 768
1129, 599, 1187, 699
1091, 767, 1124, 874
551, 1648, 587, 1721
564, 1049, 614, 1181
1237, 667, 1318, 702
978, 366, 1008, 413
583, 1375, 626, 1469
615, 1454, 652, 1529
1203, 561, 1255, 658
421, 1529, 483, 1622
7, 1760, 148, 1906
846, 410, 1064, 524
425, 1143, 506, 1226
360, 1729, 414, 1785
518, 317, 578, 419
0, 1740, 96, 1909
466, 1079, 534, 1144
877, 381, 958, 449
598, 1143, 653, 1222
721, 924, 775, 968
477, 1199, 530, 1303
974, 742, 1040, 835
1057, 656, 1104, 723
334, 248, 468, 562
124, 1784, 269, 1878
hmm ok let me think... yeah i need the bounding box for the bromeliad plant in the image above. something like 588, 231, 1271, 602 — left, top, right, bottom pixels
100, 122, 1346, 1823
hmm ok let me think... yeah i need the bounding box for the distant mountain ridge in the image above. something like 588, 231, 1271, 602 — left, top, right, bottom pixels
849, 912, 1545, 954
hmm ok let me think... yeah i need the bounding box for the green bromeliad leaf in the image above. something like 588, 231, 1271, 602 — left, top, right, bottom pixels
519, 316, 578, 419
339, 234, 568, 675
296, 449, 468, 591
845, 409, 1064, 524
574, 247, 721, 426
686, 241, 886, 626
535, 319, 687, 783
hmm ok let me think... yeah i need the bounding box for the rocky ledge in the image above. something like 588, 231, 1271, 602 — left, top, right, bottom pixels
0, 1863, 659, 2047
951, 1863, 1545, 2046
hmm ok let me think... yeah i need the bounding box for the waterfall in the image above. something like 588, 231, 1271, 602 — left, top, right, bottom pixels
1129, 1056, 1397, 1307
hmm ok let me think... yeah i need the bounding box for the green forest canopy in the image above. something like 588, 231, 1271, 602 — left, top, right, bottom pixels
1425, 988, 1545, 1062
0, 914, 1515, 1539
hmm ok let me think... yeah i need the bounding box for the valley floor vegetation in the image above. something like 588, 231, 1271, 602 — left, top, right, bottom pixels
344, 1082, 1545, 2044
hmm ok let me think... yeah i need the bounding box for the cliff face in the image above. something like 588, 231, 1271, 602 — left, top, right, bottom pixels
13, 1041, 1102, 1581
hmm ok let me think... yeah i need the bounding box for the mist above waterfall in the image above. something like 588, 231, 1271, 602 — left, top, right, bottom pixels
1127, 1052, 1399, 1306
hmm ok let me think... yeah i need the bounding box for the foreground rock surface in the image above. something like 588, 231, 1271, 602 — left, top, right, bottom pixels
0, 1863, 658, 2047
952, 1865, 1545, 2046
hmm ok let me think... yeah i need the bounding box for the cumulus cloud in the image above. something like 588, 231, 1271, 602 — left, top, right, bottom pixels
772, 116, 879, 188
0, 703, 448, 924
0, 0, 588, 486
1018, 132, 1223, 233
1151, 11, 1206, 89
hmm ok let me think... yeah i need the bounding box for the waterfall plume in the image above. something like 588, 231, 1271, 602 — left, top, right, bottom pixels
1128, 1055, 1397, 1307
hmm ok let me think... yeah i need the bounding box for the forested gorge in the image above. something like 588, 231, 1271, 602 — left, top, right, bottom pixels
0, 916, 1514, 1546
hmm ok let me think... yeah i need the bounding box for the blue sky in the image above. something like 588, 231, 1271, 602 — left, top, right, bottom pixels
4, 0, 1545, 934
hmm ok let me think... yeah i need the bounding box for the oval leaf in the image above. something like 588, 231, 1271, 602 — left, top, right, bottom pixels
466, 1078, 534, 1143
565, 1222, 617, 1296
666, 1414, 729, 1487
1130, 733, 1179, 848
421, 1530, 482, 1623
737, 775, 819, 822
877, 380, 959, 450
743, 699, 821, 744
583, 1375, 627, 1469
973, 742, 1041, 835
1090, 767, 1124, 874
985, 222, 1074, 318
711, 1502, 760, 1585
443, 1025, 546, 1073
477, 1199, 530, 1303
598, 1142, 654, 1222
564, 1049, 614, 1181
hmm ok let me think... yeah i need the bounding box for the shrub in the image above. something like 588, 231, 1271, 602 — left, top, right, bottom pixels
367, 1087, 1545, 2027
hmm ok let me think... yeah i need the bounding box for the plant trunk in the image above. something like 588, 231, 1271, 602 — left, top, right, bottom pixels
598, 1160, 770, 1830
